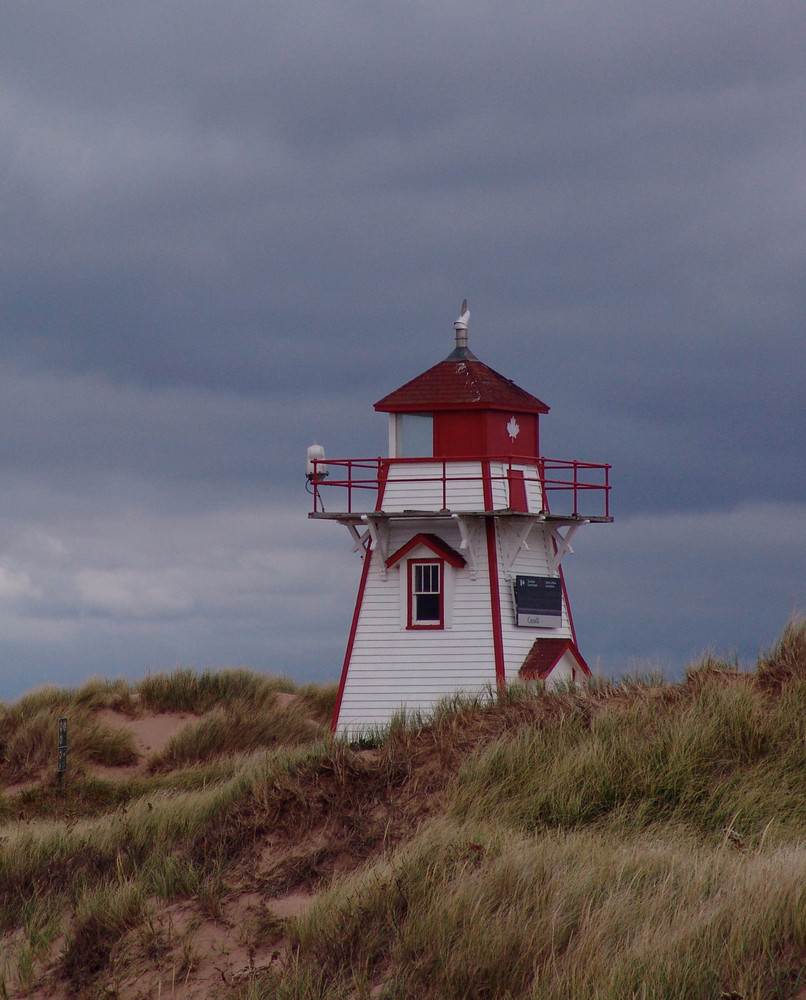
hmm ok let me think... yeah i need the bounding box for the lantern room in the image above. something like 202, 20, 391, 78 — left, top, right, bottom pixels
376, 301, 548, 461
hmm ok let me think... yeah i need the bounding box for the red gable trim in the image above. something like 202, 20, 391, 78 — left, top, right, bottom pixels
375, 357, 549, 414
518, 637, 591, 680
331, 471, 390, 734
386, 532, 466, 569
331, 538, 373, 734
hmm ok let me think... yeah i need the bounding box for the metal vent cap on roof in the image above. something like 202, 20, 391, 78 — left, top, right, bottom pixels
450, 298, 471, 359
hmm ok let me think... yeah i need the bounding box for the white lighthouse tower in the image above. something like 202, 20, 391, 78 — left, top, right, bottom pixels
308, 303, 611, 736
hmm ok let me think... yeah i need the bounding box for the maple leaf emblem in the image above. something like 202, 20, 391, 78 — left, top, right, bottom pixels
506, 416, 520, 440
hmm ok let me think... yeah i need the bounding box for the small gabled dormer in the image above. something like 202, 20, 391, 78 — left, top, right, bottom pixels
385, 533, 465, 631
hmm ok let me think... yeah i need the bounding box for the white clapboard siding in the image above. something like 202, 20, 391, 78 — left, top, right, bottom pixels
487, 461, 510, 509
519, 467, 545, 512
336, 518, 498, 734
489, 461, 545, 512
381, 461, 548, 514
494, 520, 575, 684
334, 469, 584, 735
382, 461, 486, 512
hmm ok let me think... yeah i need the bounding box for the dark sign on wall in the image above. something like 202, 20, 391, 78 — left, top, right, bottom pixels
513, 575, 563, 627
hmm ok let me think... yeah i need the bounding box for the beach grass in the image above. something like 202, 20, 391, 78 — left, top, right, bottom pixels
1, 620, 805, 998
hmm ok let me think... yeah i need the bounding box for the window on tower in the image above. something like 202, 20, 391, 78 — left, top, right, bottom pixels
394, 413, 433, 457
408, 559, 443, 628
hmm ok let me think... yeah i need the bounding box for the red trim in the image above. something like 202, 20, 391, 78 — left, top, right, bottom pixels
506, 468, 528, 512
311, 455, 611, 519
330, 466, 390, 733
375, 461, 390, 511
386, 532, 465, 569
330, 541, 372, 733
407, 558, 444, 629
482, 460, 506, 689
518, 637, 591, 680
559, 566, 578, 646
540, 472, 579, 647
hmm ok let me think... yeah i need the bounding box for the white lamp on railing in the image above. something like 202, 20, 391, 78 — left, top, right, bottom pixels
306, 443, 328, 483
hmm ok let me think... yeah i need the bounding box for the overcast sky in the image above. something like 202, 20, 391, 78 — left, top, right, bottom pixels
1, 1, 803, 701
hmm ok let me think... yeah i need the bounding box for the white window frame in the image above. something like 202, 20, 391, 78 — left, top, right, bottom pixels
408, 559, 443, 629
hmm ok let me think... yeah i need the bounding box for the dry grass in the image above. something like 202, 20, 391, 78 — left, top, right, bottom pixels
286, 819, 806, 1000
135, 667, 294, 713
146, 701, 323, 773
2, 621, 806, 999
757, 616, 806, 689
0, 703, 138, 785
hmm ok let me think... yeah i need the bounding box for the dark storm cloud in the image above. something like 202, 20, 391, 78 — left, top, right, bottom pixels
564, 501, 806, 675
0, 1, 803, 697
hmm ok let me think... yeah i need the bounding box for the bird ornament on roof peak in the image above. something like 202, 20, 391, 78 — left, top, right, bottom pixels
454, 298, 470, 331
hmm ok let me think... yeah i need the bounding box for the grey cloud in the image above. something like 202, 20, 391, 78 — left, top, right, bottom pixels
0, 488, 353, 700
564, 501, 806, 677
0, 0, 803, 698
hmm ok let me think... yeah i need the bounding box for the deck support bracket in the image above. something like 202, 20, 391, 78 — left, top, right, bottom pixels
499, 518, 542, 581
345, 522, 371, 557
547, 520, 589, 574
452, 514, 484, 579
361, 515, 390, 577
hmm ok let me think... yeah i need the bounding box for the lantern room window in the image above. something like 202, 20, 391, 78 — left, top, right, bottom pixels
408, 559, 443, 628
393, 413, 433, 457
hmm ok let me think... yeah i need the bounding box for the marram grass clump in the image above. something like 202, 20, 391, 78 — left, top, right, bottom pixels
1, 621, 806, 1000
0, 702, 138, 784
449, 671, 806, 840
146, 699, 320, 772
287, 819, 806, 1000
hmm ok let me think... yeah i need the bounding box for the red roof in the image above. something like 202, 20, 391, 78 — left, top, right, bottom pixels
375, 349, 549, 414
518, 638, 590, 680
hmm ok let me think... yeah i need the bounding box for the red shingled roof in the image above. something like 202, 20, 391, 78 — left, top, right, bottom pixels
518, 637, 590, 680
375, 351, 549, 414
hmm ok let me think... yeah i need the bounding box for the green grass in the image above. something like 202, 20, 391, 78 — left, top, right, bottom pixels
2, 624, 806, 999
284, 818, 806, 1000
135, 667, 294, 713
449, 663, 806, 843
147, 699, 322, 773
0, 704, 138, 785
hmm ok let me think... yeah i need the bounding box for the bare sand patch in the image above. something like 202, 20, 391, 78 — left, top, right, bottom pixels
268, 890, 316, 919
98, 709, 192, 757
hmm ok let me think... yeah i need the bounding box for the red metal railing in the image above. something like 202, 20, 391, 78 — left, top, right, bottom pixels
309, 456, 611, 519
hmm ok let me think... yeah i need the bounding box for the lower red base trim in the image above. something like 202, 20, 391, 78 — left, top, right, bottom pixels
482, 460, 506, 689
330, 545, 373, 734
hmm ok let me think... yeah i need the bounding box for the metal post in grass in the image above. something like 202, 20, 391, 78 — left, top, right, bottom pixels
57, 716, 67, 790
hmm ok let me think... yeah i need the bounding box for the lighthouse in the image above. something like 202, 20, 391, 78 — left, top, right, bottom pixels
308, 302, 611, 736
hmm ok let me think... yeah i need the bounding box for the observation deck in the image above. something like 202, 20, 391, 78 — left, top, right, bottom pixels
307, 456, 612, 524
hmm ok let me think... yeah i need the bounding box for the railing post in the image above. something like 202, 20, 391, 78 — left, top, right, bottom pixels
307, 455, 609, 520
537, 457, 546, 513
